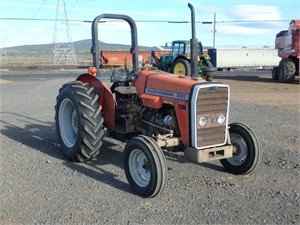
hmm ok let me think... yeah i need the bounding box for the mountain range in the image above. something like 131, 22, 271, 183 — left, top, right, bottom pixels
5, 39, 161, 51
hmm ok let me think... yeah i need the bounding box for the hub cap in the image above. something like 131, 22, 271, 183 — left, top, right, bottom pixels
59, 98, 78, 148
174, 62, 186, 75
128, 149, 151, 187
227, 133, 248, 166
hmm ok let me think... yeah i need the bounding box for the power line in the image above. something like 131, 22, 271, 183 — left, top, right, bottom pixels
31, 0, 48, 19
67, 0, 78, 13
4, 0, 48, 46
0, 17, 292, 24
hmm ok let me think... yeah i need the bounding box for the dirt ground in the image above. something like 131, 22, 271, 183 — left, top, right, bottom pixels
0, 69, 299, 224
214, 72, 299, 112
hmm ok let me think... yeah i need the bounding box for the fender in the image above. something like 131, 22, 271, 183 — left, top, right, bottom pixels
77, 74, 115, 129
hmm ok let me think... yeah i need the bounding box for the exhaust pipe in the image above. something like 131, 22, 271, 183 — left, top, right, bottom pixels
188, 3, 198, 77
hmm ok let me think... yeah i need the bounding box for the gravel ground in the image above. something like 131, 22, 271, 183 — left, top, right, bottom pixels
0, 71, 299, 224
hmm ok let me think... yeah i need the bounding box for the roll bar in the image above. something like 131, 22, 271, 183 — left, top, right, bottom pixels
90, 14, 139, 77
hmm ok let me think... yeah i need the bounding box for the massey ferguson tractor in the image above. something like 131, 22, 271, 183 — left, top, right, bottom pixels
55, 4, 260, 198
272, 19, 299, 83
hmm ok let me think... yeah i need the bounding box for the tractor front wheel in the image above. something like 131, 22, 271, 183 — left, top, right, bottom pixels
172, 59, 191, 76
123, 135, 167, 198
55, 81, 104, 162
220, 123, 261, 175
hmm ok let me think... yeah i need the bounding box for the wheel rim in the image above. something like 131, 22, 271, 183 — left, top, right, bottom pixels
59, 98, 78, 148
128, 149, 151, 187
227, 133, 248, 166
174, 62, 186, 75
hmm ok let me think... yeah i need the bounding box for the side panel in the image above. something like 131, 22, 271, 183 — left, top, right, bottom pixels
216, 49, 280, 68
292, 27, 299, 56
140, 93, 163, 109
173, 100, 190, 145
100, 50, 172, 67
77, 74, 115, 129
134, 69, 149, 95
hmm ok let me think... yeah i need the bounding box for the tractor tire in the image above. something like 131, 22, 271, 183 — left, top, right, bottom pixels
272, 66, 279, 80
55, 81, 104, 162
278, 58, 296, 83
172, 59, 191, 76
123, 135, 167, 198
220, 122, 261, 175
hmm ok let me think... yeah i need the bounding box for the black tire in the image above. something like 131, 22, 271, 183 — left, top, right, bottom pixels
172, 58, 191, 76
272, 66, 279, 80
55, 81, 104, 162
220, 122, 261, 175
202, 58, 213, 67
202, 58, 216, 81
278, 58, 296, 83
123, 135, 167, 198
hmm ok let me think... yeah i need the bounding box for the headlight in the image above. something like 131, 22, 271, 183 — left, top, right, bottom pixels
199, 116, 207, 127
217, 114, 226, 125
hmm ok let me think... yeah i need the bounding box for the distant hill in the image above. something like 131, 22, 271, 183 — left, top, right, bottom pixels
6, 39, 160, 51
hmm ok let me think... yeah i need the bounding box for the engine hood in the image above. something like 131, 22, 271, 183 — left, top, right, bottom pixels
135, 68, 208, 100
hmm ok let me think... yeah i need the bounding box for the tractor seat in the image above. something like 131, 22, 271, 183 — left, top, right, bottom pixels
114, 86, 137, 95
111, 69, 136, 83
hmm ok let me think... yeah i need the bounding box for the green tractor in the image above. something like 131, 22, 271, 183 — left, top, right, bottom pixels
157, 40, 216, 81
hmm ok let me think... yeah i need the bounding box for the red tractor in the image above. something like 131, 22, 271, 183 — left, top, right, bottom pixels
55, 4, 260, 198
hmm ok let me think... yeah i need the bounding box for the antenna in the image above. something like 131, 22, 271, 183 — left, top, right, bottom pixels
51, 0, 77, 65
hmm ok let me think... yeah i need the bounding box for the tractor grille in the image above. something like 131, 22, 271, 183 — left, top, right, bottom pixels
191, 84, 229, 149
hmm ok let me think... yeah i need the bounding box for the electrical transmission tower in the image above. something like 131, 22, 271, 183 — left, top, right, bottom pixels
51, 0, 77, 65
0, 29, 8, 64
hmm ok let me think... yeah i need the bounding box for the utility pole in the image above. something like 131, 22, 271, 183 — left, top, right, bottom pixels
213, 12, 216, 48
202, 12, 216, 48
51, 0, 77, 65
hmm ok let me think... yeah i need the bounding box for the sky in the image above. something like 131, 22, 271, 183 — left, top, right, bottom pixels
0, 0, 299, 49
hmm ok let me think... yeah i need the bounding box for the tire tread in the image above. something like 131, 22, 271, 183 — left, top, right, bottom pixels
55, 81, 104, 162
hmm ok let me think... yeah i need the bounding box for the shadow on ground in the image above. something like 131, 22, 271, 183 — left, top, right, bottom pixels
0, 112, 132, 195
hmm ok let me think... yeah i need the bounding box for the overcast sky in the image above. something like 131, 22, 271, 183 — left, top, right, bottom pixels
0, 0, 299, 48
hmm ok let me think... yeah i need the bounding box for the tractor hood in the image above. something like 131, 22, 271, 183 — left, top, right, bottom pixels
135, 68, 207, 101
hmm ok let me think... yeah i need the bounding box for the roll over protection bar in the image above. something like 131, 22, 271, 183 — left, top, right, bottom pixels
91, 14, 139, 78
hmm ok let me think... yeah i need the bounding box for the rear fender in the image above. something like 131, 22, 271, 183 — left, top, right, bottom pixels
77, 74, 115, 129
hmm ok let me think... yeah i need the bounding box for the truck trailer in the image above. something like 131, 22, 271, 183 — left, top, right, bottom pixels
208, 48, 281, 70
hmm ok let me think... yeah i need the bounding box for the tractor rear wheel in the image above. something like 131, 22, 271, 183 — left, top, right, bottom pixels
123, 135, 167, 198
278, 58, 296, 83
220, 123, 261, 175
55, 81, 104, 162
172, 59, 191, 76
